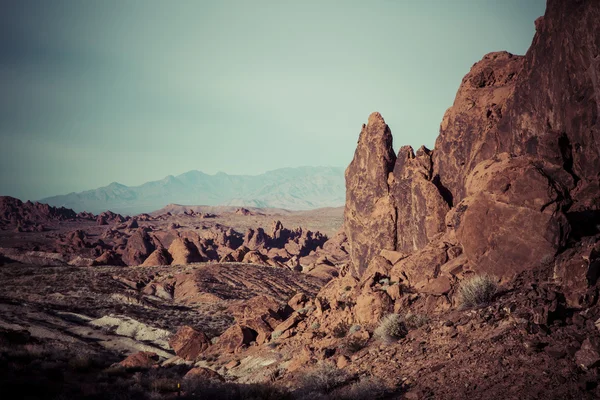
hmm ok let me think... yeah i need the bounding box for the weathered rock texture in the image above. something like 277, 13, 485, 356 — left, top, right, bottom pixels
344, 0, 600, 297
344, 112, 397, 276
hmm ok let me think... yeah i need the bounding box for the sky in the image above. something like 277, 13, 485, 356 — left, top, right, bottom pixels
0, 0, 547, 201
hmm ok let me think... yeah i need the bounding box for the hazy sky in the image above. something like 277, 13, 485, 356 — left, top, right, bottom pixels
0, 0, 546, 200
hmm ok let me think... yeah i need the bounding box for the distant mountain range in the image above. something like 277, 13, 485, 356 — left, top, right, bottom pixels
40, 167, 346, 215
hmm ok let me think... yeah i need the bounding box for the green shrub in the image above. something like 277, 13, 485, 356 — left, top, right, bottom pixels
457, 274, 498, 308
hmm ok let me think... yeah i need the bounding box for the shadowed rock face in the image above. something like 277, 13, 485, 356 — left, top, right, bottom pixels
501, 0, 600, 211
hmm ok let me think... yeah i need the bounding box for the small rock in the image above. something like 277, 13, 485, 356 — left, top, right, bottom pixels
337, 355, 349, 369
119, 351, 159, 368
184, 367, 225, 381
575, 337, 600, 369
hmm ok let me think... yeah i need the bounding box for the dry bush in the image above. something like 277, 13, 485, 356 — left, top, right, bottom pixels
181, 378, 291, 400
344, 336, 367, 354
404, 313, 429, 330
374, 314, 408, 342
337, 376, 388, 400
332, 321, 350, 338
457, 274, 498, 308
68, 354, 95, 372
298, 363, 350, 395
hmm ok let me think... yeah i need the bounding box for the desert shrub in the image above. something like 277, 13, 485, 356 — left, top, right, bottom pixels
348, 324, 361, 334
404, 313, 429, 330
151, 377, 179, 393
378, 278, 390, 286
332, 321, 350, 338
457, 274, 498, 308
336, 300, 355, 311
344, 336, 367, 354
181, 378, 291, 400
271, 330, 283, 340
298, 363, 350, 395
311, 322, 321, 330
68, 354, 95, 372
374, 314, 407, 342
336, 376, 388, 400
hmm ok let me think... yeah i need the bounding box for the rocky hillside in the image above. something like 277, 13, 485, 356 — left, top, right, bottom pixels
40, 166, 345, 214
1, 1, 600, 399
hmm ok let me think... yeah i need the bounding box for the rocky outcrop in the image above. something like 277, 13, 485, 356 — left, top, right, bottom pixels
168, 238, 203, 265
390, 146, 449, 253
141, 246, 172, 267
344, 112, 397, 276
432, 51, 525, 204
119, 351, 160, 368
501, 1, 600, 212
450, 154, 571, 278
0, 196, 77, 226
122, 228, 155, 266
216, 324, 256, 354
169, 326, 210, 361
343, 0, 600, 298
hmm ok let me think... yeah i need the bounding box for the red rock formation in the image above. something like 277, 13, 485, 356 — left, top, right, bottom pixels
433, 51, 525, 204
169, 326, 210, 361
122, 228, 155, 266
141, 246, 172, 266
168, 238, 203, 265
344, 112, 397, 276
118, 351, 159, 368
390, 146, 449, 253
343, 0, 600, 293
0, 196, 77, 225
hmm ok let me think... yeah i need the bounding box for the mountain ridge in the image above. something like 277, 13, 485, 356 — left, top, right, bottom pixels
40, 166, 345, 214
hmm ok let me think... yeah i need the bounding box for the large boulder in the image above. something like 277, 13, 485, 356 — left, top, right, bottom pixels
169, 238, 203, 265
553, 237, 600, 308
122, 228, 155, 266
119, 351, 159, 368
141, 246, 173, 266
169, 326, 210, 361
184, 367, 224, 382
451, 154, 571, 279
344, 112, 397, 276
216, 324, 256, 354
